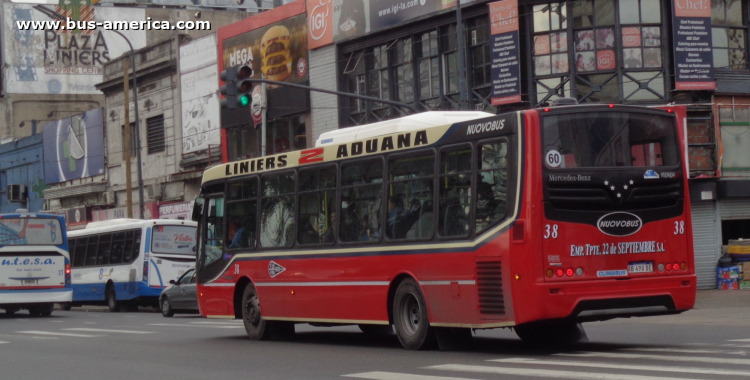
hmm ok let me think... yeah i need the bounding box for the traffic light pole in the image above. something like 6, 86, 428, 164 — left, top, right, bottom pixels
243, 79, 419, 113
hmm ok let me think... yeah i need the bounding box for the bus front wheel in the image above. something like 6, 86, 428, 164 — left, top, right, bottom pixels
393, 279, 436, 350
241, 283, 270, 340
106, 285, 120, 312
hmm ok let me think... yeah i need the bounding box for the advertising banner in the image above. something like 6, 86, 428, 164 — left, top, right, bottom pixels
222, 13, 309, 85
672, 0, 715, 90
65, 206, 89, 230
307, 0, 334, 49
180, 34, 221, 154
151, 225, 197, 255
42, 108, 106, 184
159, 201, 194, 220
488, 0, 521, 105
91, 202, 159, 221
2, 3, 146, 94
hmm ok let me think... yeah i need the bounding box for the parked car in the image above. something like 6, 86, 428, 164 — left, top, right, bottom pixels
159, 268, 198, 317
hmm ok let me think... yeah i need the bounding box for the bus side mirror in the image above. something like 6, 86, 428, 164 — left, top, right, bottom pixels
191, 198, 204, 222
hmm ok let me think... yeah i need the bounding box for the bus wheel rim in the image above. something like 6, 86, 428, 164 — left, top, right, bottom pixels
246, 293, 261, 326
400, 293, 420, 336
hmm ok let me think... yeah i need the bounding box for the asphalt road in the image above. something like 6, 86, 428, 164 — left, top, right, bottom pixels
2, 299, 750, 380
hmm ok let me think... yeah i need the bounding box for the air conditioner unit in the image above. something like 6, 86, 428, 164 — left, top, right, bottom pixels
103, 191, 116, 206
146, 184, 162, 200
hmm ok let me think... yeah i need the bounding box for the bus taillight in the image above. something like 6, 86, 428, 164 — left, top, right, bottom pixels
143, 261, 149, 281
556, 269, 564, 277
566, 268, 573, 277
681, 262, 687, 271
672, 263, 680, 271
65, 263, 71, 285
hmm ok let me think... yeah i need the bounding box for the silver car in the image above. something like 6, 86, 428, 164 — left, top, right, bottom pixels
159, 268, 198, 317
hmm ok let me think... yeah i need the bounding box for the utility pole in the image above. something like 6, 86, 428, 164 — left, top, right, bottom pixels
123, 59, 133, 219
261, 74, 267, 157
456, 0, 469, 110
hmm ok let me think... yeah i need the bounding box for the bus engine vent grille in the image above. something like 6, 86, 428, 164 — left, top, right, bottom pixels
476, 261, 505, 316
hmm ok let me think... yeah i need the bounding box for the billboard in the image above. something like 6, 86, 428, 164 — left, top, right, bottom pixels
42, 108, 106, 184
180, 34, 221, 154
488, 0, 520, 105
309, 0, 480, 49
671, 0, 715, 90
222, 13, 309, 85
2, 3, 146, 94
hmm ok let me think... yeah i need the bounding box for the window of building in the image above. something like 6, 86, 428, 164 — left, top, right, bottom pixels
573, 0, 620, 103
146, 115, 165, 154
417, 30, 441, 110
260, 173, 295, 247
387, 152, 434, 240
298, 166, 336, 245
718, 97, 750, 173
339, 159, 383, 243
121, 123, 137, 160
227, 178, 258, 250
343, 51, 367, 125
266, 115, 307, 155
227, 124, 260, 161
619, 0, 665, 101
712, 0, 748, 70
532, 2, 572, 105
468, 17, 495, 112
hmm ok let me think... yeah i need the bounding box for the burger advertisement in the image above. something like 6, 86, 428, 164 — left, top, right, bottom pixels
221, 13, 309, 87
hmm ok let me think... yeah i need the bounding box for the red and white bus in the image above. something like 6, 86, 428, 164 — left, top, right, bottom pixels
194, 105, 695, 349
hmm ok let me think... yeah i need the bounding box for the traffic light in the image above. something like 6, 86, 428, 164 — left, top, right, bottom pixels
219, 66, 238, 109
235, 65, 254, 108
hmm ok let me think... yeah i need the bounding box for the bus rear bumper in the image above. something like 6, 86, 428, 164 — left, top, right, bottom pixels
0, 289, 73, 304
520, 274, 696, 324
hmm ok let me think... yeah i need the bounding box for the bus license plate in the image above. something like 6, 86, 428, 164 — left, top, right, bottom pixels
23, 279, 37, 285
628, 262, 653, 273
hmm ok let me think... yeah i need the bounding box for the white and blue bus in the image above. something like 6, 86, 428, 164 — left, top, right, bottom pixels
0, 213, 72, 317
67, 219, 197, 311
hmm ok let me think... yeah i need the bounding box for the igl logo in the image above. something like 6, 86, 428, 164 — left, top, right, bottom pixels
598, 55, 613, 67
308, 0, 331, 41
623, 35, 638, 45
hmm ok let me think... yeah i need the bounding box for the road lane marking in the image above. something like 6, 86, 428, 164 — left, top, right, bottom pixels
148, 323, 243, 329
83, 322, 97, 324
621, 347, 748, 355
17, 331, 102, 338
729, 339, 750, 342
49, 321, 63, 323
189, 321, 242, 325
427, 364, 703, 380
0, 341, 8, 344
492, 357, 750, 376
556, 352, 750, 365
63, 328, 153, 334
343, 372, 479, 380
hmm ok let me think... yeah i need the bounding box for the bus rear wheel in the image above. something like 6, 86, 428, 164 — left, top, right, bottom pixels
241, 283, 270, 340
106, 285, 120, 312
393, 279, 436, 350
5, 307, 18, 316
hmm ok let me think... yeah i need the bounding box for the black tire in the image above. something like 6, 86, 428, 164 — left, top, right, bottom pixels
358, 324, 393, 335
38, 303, 54, 317
161, 297, 174, 317
28, 307, 41, 317
5, 308, 18, 316
514, 321, 586, 345
241, 283, 270, 340
392, 279, 436, 350
106, 285, 120, 312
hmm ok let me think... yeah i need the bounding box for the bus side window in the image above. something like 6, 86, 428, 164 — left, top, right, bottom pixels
131, 230, 142, 262
68, 238, 77, 267
110, 232, 126, 265
85, 236, 99, 267
439, 147, 472, 238
340, 159, 383, 243
388, 153, 435, 240
123, 231, 134, 263
74, 237, 87, 268
227, 178, 257, 250
475, 141, 509, 234
205, 197, 225, 264
260, 173, 295, 248
97, 234, 112, 266
298, 166, 336, 245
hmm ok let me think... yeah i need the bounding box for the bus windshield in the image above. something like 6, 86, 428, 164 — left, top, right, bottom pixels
543, 112, 679, 169
151, 225, 197, 255
0, 218, 63, 246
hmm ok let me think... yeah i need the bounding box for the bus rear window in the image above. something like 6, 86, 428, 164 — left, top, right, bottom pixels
0, 218, 62, 246
542, 112, 679, 169
151, 225, 197, 255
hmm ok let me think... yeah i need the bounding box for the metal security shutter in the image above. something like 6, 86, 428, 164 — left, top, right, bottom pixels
719, 199, 750, 220
691, 201, 721, 289
146, 115, 165, 154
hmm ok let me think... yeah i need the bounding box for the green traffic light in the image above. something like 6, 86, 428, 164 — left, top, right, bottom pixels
239, 94, 250, 107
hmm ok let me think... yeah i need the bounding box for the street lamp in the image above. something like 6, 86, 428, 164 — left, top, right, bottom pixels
34, 5, 145, 219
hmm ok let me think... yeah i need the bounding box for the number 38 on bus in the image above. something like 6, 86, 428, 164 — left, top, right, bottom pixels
193, 105, 695, 349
